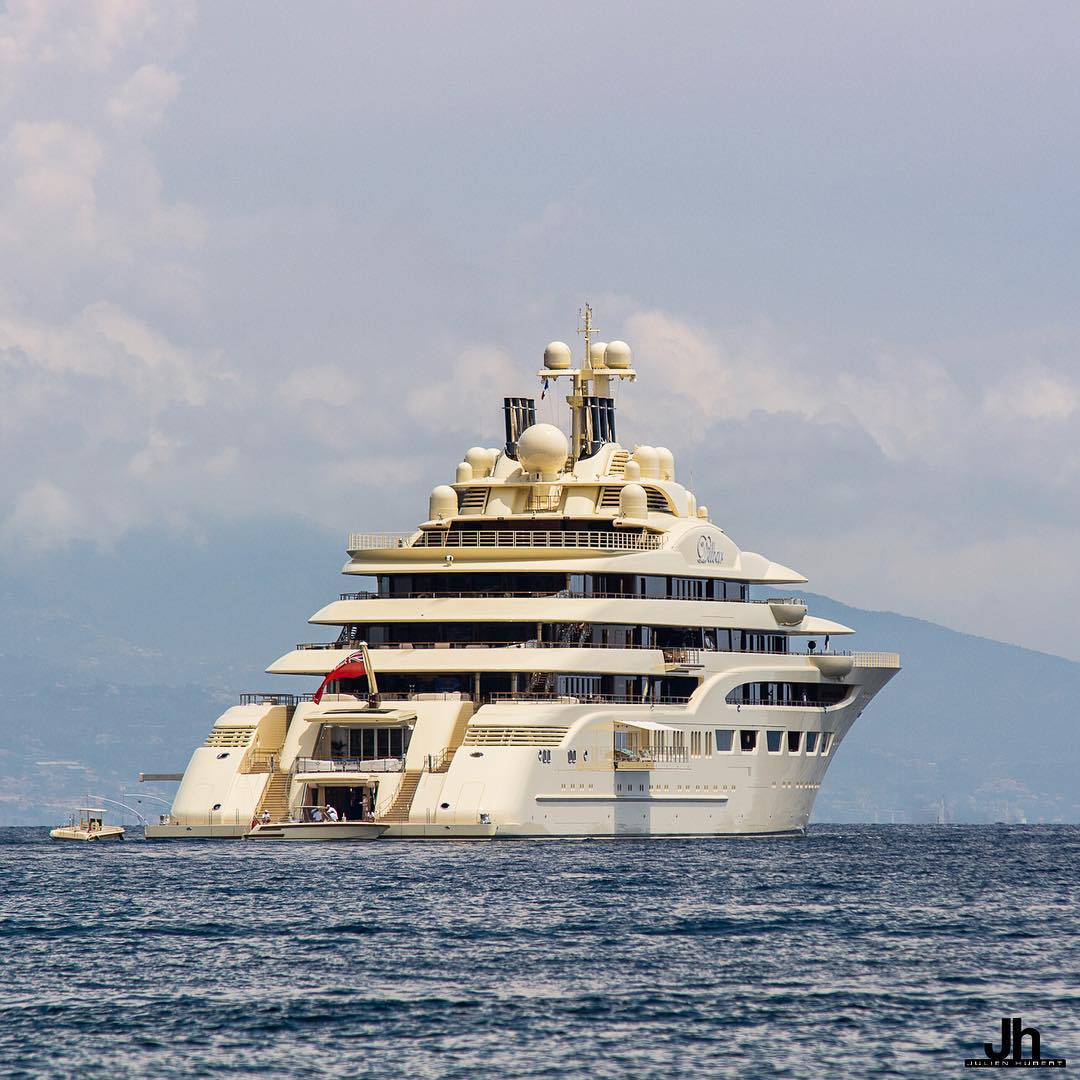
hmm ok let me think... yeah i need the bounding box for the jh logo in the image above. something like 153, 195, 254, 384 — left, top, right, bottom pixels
986, 1017, 1041, 1061
966, 1017, 1066, 1068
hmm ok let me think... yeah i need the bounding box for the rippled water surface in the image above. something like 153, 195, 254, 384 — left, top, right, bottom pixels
0, 826, 1076, 1078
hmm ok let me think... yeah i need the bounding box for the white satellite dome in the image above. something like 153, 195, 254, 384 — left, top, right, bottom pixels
619, 482, 648, 519
656, 446, 675, 481
465, 446, 495, 477
428, 485, 457, 521
544, 341, 572, 370
604, 341, 632, 369
516, 423, 568, 477
633, 444, 660, 480
589, 341, 608, 367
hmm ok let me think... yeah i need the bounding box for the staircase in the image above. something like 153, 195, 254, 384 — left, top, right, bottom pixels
430, 704, 474, 773
376, 770, 422, 823
528, 622, 589, 694
254, 771, 291, 823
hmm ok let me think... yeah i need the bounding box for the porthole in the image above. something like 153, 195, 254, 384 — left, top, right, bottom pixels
469, 751, 484, 758
440, 802, 450, 809
216, 752, 229, 759
211, 803, 221, 811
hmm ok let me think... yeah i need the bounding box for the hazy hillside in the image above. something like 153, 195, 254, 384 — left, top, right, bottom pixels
0, 518, 1075, 824
789, 593, 1079, 824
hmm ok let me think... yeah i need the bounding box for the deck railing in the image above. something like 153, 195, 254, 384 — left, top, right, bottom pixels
338, 589, 760, 603
348, 529, 663, 552
849, 651, 902, 668
487, 691, 693, 706
615, 746, 690, 768
295, 639, 708, 654
293, 756, 404, 774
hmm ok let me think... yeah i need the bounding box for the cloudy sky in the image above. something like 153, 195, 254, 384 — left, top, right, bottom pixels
2, 0, 1079, 658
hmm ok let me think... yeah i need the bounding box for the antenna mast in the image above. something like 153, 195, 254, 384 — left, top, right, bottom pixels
571, 303, 597, 464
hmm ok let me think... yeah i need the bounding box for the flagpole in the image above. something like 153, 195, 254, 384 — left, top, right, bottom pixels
359, 640, 380, 708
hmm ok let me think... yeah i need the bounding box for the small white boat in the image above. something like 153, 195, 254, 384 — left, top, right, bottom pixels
246, 820, 387, 841
50, 807, 125, 842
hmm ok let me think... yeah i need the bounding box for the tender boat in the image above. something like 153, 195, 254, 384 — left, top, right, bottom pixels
50, 807, 125, 842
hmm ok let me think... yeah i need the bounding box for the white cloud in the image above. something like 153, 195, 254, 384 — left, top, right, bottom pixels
107, 63, 182, 134
983, 369, 1078, 422
3, 480, 81, 547
406, 346, 520, 435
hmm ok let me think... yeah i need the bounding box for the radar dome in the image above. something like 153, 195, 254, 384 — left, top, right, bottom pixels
465, 446, 494, 477
516, 423, 568, 477
605, 341, 632, 369
428, 485, 457, 521
633, 444, 660, 479
589, 341, 608, 367
544, 341, 572, 370
656, 446, 675, 481
623, 459, 641, 481
619, 482, 648, 519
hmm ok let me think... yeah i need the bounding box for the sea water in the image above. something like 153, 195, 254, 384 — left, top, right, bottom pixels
0, 825, 1075, 1078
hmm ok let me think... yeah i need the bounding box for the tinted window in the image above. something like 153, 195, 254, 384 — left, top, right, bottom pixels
787, 730, 801, 752
805, 731, 818, 753
715, 729, 734, 752
766, 730, 782, 753
820, 732, 831, 753
740, 730, 757, 752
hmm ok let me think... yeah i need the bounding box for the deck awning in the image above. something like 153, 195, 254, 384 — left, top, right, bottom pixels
304, 711, 416, 727
616, 718, 680, 733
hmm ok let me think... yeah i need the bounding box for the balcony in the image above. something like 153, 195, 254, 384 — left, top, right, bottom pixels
293, 756, 404, 774
614, 746, 690, 769
239, 692, 298, 706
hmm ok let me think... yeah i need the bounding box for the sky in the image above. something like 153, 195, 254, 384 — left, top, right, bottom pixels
1, 0, 1079, 658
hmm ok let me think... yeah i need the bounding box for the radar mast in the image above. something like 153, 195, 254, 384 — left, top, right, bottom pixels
539, 305, 637, 463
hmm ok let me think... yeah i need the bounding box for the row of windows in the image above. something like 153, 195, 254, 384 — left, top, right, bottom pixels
614, 726, 832, 758
335, 672, 700, 702
324, 725, 409, 761
714, 728, 833, 755
336, 623, 789, 654
725, 682, 849, 708
371, 573, 750, 602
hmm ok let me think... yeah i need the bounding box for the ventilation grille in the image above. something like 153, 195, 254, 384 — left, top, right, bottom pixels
458, 487, 489, 512
644, 486, 673, 513
609, 450, 630, 476
463, 725, 568, 747
596, 485, 622, 510
204, 726, 257, 748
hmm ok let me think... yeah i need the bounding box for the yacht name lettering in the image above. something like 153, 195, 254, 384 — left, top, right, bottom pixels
697, 537, 725, 564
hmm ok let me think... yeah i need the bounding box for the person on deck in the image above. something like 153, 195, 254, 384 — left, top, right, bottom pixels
325, 805, 339, 822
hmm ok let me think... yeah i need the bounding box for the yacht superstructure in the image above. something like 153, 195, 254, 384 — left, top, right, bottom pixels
148, 309, 899, 839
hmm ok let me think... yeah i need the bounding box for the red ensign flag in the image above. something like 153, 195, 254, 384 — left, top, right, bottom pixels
312, 650, 367, 704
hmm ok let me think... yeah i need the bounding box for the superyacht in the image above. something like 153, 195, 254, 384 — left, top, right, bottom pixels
147, 308, 899, 839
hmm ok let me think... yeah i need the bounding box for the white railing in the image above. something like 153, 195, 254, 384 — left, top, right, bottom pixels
348, 529, 663, 553
293, 756, 404, 774
348, 533, 414, 550
850, 651, 902, 668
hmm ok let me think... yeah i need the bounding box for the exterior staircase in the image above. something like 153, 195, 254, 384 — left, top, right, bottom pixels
429, 704, 474, 773
528, 622, 589, 693
376, 770, 422, 823
254, 770, 291, 823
